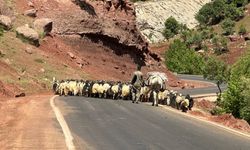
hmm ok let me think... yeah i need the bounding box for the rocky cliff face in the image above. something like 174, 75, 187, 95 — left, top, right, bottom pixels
135, 0, 211, 43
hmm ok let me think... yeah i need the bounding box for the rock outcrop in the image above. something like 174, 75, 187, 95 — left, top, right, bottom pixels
135, 0, 211, 43
0, 15, 12, 30
24, 9, 37, 17
33, 18, 53, 35
16, 24, 39, 46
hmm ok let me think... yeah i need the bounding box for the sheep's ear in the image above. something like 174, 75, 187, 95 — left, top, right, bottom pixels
53, 77, 56, 82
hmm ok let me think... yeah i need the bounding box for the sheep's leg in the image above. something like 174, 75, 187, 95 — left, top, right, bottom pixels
156, 92, 159, 107
152, 91, 156, 106
132, 92, 136, 103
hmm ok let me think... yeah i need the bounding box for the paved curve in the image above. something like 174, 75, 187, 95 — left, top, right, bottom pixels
55, 97, 250, 150
176, 74, 227, 96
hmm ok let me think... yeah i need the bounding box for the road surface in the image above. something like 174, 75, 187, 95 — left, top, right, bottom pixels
176, 74, 227, 96
55, 97, 250, 150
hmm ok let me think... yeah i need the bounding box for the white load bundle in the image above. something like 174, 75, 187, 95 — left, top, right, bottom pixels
146, 72, 168, 82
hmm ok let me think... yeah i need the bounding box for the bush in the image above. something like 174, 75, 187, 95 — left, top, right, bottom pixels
203, 56, 229, 84
34, 58, 45, 63
196, 0, 246, 26
221, 18, 235, 35
225, 4, 244, 21
196, 0, 226, 25
231, 0, 249, 7
0, 26, 3, 37
222, 52, 250, 123
165, 39, 205, 74
211, 106, 226, 115
211, 35, 229, 55
163, 17, 186, 40
238, 24, 247, 35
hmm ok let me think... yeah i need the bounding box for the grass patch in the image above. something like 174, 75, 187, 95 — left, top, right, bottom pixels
34, 58, 45, 64
234, 4, 250, 32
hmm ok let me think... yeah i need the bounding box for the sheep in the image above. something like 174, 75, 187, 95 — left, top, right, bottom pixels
77, 80, 85, 96
121, 83, 132, 100
180, 99, 190, 112
103, 82, 111, 99
175, 93, 184, 110
82, 80, 93, 97
52, 77, 60, 94
59, 80, 69, 96
91, 81, 100, 97
139, 85, 151, 102
185, 94, 194, 110
111, 81, 122, 100
158, 89, 170, 105
96, 81, 106, 98
68, 80, 78, 96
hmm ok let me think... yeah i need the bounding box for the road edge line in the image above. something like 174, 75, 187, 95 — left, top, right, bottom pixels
158, 104, 250, 139
50, 95, 76, 150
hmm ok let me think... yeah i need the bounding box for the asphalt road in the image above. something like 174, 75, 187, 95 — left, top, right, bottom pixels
55, 97, 250, 150
176, 74, 227, 96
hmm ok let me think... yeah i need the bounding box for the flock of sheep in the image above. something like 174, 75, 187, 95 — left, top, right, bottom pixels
52, 79, 194, 112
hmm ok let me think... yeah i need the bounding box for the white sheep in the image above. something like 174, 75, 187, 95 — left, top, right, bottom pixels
111, 83, 120, 100
175, 93, 184, 110
121, 84, 131, 100
180, 99, 190, 112
77, 81, 85, 96
91, 82, 100, 97
68, 80, 78, 96
103, 83, 111, 98
158, 89, 170, 104
139, 86, 150, 102
97, 83, 105, 98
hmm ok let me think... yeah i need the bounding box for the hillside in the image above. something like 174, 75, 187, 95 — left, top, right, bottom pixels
0, 0, 182, 99
135, 0, 211, 43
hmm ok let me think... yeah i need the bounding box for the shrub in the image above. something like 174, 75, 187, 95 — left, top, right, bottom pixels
163, 17, 186, 40
165, 39, 205, 74
221, 18, 235, 35
211, 106, 226, 115
163, 29, 174, 40
196, 0, 246, 25
203, 56, 229, 84
0, 26, 3, 37
195, 0, 226, 25
238, 24, 247, 35
34, 58, 45, 63
225, 4, 244, 21
212, 35, 229, 55
222, 52, 250, 123
231, 0, 249, 7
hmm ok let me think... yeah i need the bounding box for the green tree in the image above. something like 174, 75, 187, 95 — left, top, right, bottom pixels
195, 3, 215, 25
238, 24, 247, 35
163, 29, 174, 40
222, 51, 250, 123
221, 18, 235, 35
165, 39, 205, 74
203, 56, 230, 101
231, 0, 249, 7
225, 4, 244, 21
239, 77, 250, 123
196, 0, 247, 25
163, 16, 181, 40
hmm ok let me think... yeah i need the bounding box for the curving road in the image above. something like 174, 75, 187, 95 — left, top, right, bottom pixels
55, 96, 250, 150
176, 74, 227, 96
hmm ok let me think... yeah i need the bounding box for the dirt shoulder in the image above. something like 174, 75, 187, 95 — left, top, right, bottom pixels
189, 97, 250, 134
0, 95, 67, 149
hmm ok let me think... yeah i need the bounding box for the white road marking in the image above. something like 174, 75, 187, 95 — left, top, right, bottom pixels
50, 95, 76, 150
